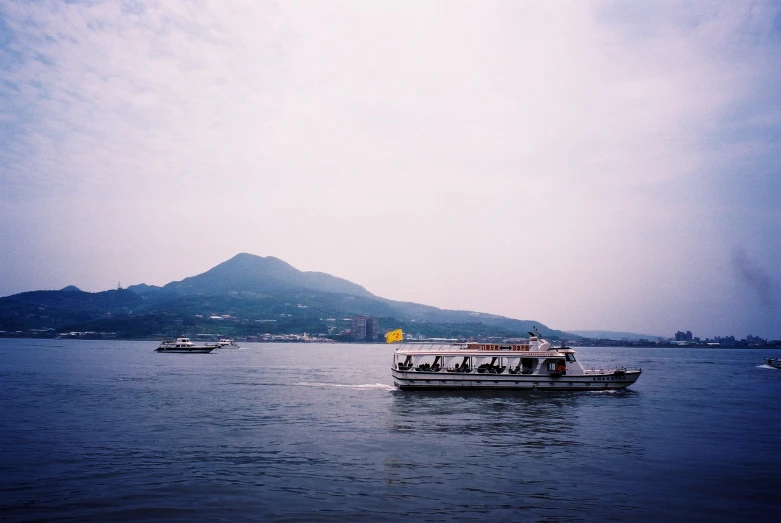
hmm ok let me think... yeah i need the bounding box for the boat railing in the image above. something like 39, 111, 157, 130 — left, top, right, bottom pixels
396, 342, 468, 351
400, 364, 537, 375
395, 342, 544, 352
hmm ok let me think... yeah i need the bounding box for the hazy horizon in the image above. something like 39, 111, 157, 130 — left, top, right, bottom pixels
2, 1, 780, 339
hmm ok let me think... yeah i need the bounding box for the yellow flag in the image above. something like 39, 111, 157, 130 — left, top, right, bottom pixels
385, 329, 403, 343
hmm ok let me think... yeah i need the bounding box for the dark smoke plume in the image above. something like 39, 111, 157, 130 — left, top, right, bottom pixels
731, 247, 776, 308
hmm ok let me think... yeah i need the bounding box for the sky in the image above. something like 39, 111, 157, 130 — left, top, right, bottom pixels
1, 0, 780, 339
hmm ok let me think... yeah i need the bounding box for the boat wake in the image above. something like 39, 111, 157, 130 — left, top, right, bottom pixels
295, 382, 395, 391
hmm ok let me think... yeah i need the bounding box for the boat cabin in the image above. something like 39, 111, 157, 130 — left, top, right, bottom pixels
160, 337, 195, 348
391, 335, 641, 390
393, 342, 584, 377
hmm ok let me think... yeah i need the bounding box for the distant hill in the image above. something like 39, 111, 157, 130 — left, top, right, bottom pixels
125, 283, 161, 295
161, 253, 375, 297
567, 330, 664, 341
0, 253, 572, 340
0, 288, 145, 334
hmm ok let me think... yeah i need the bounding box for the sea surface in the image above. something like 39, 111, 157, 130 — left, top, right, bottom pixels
1, 339, 780, 522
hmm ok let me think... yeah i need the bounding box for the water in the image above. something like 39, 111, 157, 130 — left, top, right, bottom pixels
1, 339, 780, 522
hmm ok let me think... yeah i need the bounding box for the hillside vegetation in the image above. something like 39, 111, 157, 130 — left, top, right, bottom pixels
0, 254, 569, 340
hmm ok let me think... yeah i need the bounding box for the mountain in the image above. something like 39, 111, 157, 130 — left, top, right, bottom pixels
161, 253, 374, 297
0, 253, 571, 340
125, 283, 161, 295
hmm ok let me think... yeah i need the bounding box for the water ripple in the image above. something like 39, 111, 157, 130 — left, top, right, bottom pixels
1, 340, 780, 522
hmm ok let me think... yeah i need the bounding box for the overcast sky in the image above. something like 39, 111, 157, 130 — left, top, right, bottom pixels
1, 1, 780, 339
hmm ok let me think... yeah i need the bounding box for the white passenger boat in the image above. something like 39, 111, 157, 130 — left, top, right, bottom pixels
391, 334, 641, 391
156, 337, 217, 353
217, 338, 240, 348
765, 357, 781, 369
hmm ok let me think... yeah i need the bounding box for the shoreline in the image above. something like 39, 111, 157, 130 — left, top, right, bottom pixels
1, 335, 780, 349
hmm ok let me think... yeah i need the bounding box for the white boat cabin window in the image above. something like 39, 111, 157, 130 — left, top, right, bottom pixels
505, 357, 537, 374
412, 355, 442, 371
445, 356, 472, 372
475, 356, 505, 373
397, 355, 413, 370
395, 354, 446, 371
565, 353, 576, 362
546, 359, 567, 373
546, 360, 565, 371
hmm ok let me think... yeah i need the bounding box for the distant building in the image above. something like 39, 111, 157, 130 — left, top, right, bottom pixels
352, 315, 378, 341
366, 317, 378, 341
675, 330, 693, 342
352, 316, 367, 340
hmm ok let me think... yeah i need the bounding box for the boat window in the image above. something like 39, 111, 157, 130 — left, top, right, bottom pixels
412, 355, 441, 372
397, 355, 413, 370
565, 353, 576, 362
476, 355, 505, 374
446, 356, 472, 373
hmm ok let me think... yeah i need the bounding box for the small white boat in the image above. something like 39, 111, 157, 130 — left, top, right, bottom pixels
156, 337, 217, 353
765, 357, 781, 369
391, 333, 641, 391
217, 338, 240, 348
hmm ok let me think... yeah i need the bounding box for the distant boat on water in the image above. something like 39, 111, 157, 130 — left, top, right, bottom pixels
765, 357, 781, 369
217, 338, 240, 348
156, 337, 216, 354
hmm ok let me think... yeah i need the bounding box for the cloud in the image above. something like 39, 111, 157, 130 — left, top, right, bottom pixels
1, 1, 780, 337
3, 1, 777, 202
0, 0, 290, 198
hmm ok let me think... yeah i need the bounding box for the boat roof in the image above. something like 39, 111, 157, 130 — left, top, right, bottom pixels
393, 340, 572, 357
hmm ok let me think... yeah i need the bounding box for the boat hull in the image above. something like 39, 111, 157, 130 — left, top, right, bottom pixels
391, 369, 641, 391
155, 347, 216, 354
